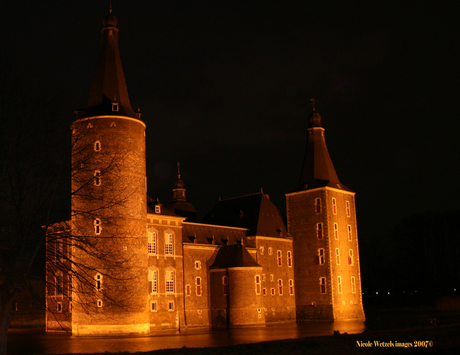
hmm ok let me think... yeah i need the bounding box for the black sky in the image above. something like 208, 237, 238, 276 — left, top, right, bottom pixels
1, 0, 459, 245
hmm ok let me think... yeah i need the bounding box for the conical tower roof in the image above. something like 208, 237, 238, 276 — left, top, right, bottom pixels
294, 100, 350, 192
82, 10, 138, 119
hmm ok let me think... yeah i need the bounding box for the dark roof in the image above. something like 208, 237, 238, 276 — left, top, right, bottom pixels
292, 110, 351, 193
201, 192, 289, 239
147, 196, 179, 217
82, 12, 138, 120
182, 222, 251, 247
210, 243, 260, 269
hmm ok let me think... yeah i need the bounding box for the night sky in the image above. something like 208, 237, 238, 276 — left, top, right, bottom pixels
1, 1, 459, 252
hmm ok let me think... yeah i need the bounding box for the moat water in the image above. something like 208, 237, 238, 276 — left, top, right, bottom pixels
8, 321, 366, 354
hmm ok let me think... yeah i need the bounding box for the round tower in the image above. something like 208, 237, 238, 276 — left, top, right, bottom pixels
70, 10, 149, 336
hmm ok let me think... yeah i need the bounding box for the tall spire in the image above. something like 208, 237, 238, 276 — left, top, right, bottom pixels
82, 10, 138, 119
169, 162, 197, 221
296, 100, 348, 191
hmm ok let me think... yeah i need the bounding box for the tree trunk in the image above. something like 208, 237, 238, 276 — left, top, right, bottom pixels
0, 299, 13, 355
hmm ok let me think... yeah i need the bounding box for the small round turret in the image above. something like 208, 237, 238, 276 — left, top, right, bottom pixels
308, 111, 322, 127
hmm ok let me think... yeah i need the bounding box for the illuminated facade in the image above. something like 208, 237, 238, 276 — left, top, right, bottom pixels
46, 11, 364, 335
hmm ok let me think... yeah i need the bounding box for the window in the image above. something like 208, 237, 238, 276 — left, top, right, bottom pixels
277, 250, 282, 266
94, 170, 101, 186
270, 274, 274, 282
95, 273, 102, 291
337, 276, 342, 294
262, 274, 266, 282
57, 302, 62, 313
165, 233, 174, 255
148, 229, 157, 255
334, 223, 339, 240
259, 246, 264, 255
335, 248, 340, 265
155, 205, 161, 214
222, 276, 228, 295
255, 275, 261, 295
351, 276, 356, 294
332, 198, 337, 214
195, 261, 201, 270
317, 248, 325, 265
263, 288, 267, 296
347, 225, 352, 241
94, 141, 101, 152
287, 251, 292, 267
316, 223, 323, 239
278, 279, 283, 295
268, 247, 273, 255
271, 288, 275, 296
186, 285, 191, 296
166, 271, 175, 293
148, 270, 158, 293
289, 279, 294, 295
320, 277, 326, 294
112, 103, 119, 111
56, 271, 63, 296
97, 300, 103, 307
315, 197, 322, 214
196, 277, 202, 296
94, 219, 101, 235
348, 249, 354, 266
346, 201, 351, 217
150, 301, 157, 312
168, 301, 174, 311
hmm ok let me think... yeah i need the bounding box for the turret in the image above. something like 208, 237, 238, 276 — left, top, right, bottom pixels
286, 100, 365, 321
70, 9, 149, 336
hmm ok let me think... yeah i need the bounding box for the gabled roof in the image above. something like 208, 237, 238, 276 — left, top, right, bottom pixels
202, 192, 289, 239
210, 243, 261, 269
82, 12, 138, 119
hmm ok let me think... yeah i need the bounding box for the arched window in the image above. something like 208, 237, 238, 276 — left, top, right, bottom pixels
196, 277, 202, 296
315, 198, 322, 214
348, 249, 354, 265
316, 223, 323, 239
255, 275, 261, 295
94, 219, 101, 235
351, 276, 356, 293
320, 277, 326, 294
95, 273, 102, 291
94, 170, 101, 186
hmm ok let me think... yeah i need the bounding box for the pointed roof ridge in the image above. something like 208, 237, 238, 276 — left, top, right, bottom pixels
294, 101, 351, 192
82, 10, 138, 120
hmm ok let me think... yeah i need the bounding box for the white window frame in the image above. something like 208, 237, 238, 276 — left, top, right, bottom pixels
347, 225, 352, 241
334, 223, 339, 240
166, 270, 175, 293
148, 270, 158, 294
148, 229, 157, 255
337, 276, 342, 294
316, 223, 323, 239
150, 300, 158, 312
278, 279, 283, 295
320, 277, 326, 294
165, 233, 174, 255
346, 200, 351, 217
315, 197, 322, 214
277, 250, 282, 266
351, 276, 356, 294
94, 140, 101, 152
335, 248, 340, 265
289, 279, 294, 295
318, 248, 325, 265
94, 218, 101, 235
196, 276, 202, 296
332, 198, 337, 215
95, 273, 102, 291
255, 275, 261, 295
348, 249, 354, 266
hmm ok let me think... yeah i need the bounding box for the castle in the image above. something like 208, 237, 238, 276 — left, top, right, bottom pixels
45, 10, 365, 336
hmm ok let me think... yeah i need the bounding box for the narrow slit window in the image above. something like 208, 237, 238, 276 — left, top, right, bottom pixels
277, 250, 282, 266
334, 223, 339, 240
346, 201, 351, 217
335, 248, 340, 265
289, 279, 294, 295
337, 276, 342, 294
320, 277, 326, 294
196, 277, 202, 296
94, 219, 101, 235
278, 279, 283, 295
94, 170, 101, 186
351, 276, 356, 293
347, 225, 352, 241
315, 197, 322, 214
332, 198, 337, 215
94, 141, 101, 152
348, 249, 354, 265
95, 273, 102, 291
317, 223, 323, 239
255, 275, 261, 295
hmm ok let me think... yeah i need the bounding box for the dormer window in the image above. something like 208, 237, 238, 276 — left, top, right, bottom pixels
112, 103, 119, 112
155, 205, 161, 214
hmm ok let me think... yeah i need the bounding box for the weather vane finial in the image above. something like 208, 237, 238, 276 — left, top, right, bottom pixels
109, 0, 113, 14
310, 98, 316, 112
177, 162, 181, 180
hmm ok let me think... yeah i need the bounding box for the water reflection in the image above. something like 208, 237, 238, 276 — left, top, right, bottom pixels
8, 321, 366, 355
